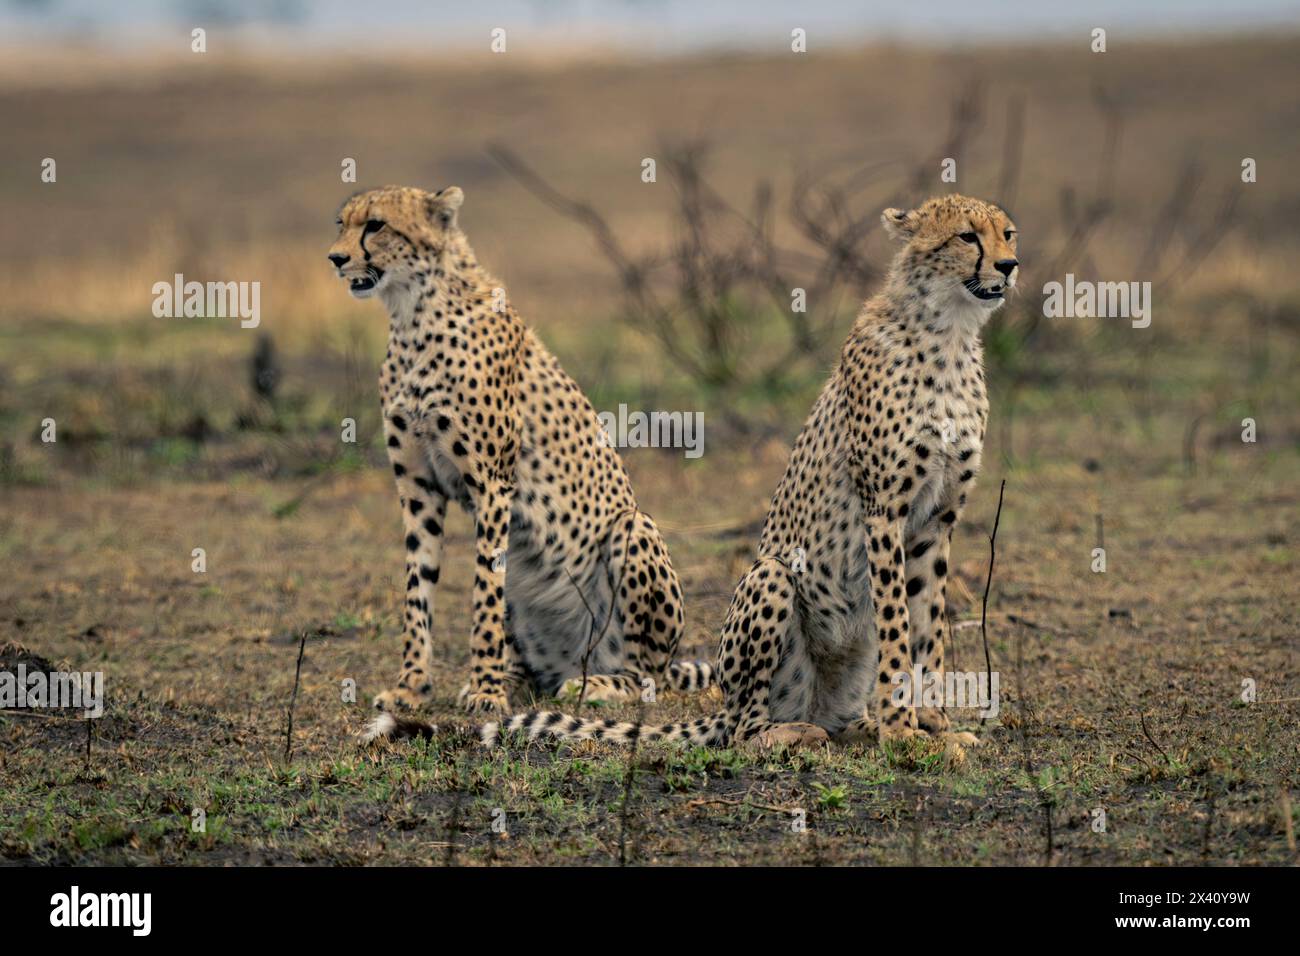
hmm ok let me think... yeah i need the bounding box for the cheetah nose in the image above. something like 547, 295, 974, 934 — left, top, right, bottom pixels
328, 253, 351, 268
994, 258, 1018, 278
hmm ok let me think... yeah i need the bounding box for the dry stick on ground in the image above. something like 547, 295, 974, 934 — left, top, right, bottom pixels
1122, 748, 1156, 775
617, 696, 646, 867
979, 480, 1006, 728
283, 628, 307, 762
1139, 710, 1172, 767
684, 795, 794, 815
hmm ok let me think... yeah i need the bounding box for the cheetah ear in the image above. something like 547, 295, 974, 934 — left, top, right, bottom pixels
881, 207, 920, 242
428, 186, 464, 229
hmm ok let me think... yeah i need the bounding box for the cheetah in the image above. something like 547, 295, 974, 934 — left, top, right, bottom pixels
324, 185, 712, 740
483, 194, 1018, 753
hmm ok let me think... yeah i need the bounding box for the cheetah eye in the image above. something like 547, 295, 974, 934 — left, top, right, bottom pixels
364, 219, 386, 235
1004, 229, 1016, 240
958, 232, 978, 244
334, 219, 343, 227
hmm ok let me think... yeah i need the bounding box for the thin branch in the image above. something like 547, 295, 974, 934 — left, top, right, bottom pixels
565, 506, 641, 709
979, 479, 1006, 725
1139, 710, 1172, 765
283, 628, 308, 762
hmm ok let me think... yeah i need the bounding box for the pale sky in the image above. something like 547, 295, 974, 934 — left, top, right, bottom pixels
4, 0, 1299, 49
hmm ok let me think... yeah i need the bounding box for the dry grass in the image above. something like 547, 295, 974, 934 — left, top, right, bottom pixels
1, 433, 1295, 864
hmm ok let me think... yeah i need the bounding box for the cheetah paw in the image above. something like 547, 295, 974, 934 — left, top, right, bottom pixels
373, 686, 429, 713
877, 724, 922, 746
752, 722, 830, 750
916, 707, 952, 734
458, 684, 510, 715
834, 718, 877, 745
938, 731, 981, 768
557, 676, 633, 704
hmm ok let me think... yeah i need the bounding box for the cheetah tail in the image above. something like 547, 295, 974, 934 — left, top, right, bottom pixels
664, 659, 716, 693
480, 710, 728, 749
359, 712, 438, 744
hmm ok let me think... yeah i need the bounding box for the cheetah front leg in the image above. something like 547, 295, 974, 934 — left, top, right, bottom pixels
411, 399, 520, 716
864, 514, 921, 744
374, 410, 448, 714
906, 517, 980, 749
457, 478, 516, 715
904, 515, 954, 736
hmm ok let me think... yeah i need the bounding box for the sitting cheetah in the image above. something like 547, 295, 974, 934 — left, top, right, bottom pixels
484, 194, 1017, 752
325, 185, 712, 738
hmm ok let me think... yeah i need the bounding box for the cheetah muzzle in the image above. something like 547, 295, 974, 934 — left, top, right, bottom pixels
347, 268, 383, 297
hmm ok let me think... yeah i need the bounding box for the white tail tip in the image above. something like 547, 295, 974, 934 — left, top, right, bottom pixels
480, 721, 501, 748
360, 712, 397, 743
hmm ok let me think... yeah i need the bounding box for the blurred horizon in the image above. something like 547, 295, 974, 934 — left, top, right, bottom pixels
5, 0, 1300, 53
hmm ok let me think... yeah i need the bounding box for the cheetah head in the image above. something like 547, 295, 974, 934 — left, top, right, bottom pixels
327, 185, 464, 300
881, 194, 1019, 313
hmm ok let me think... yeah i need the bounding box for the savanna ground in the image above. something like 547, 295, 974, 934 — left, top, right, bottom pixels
0, 35, 1297, 865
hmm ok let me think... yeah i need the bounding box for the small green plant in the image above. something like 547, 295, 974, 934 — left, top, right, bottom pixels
662, 747, 746, 791
812, 782, 849, 810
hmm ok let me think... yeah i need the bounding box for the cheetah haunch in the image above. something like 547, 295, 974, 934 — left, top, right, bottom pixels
325, 186, 713, 741
484, 194, 1018, 753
